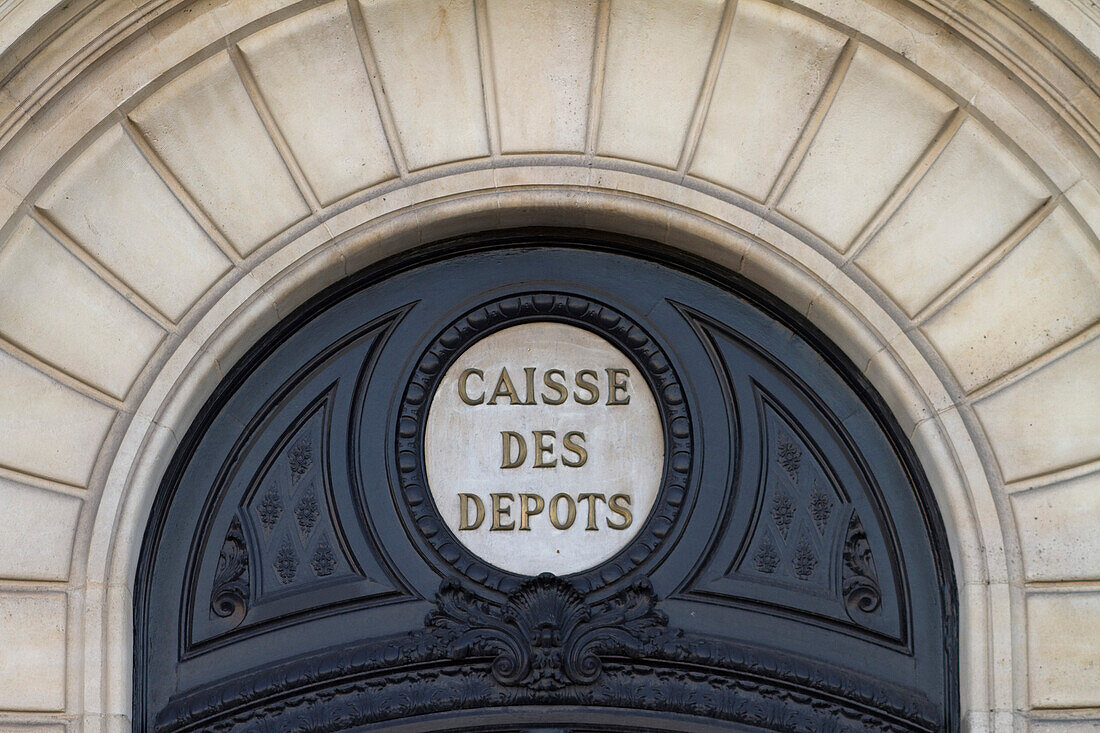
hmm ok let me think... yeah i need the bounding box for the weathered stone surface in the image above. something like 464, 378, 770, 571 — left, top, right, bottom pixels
1027, 592, 1100, 708
39, 125, 231, 322
777, 44, 957, 249
485, 0, 597, 154
923, 207, 1100, 392
0, 477, 82, 581
0, 219, 164, 399
1012, 474, 1100, 582
856, 118, 1050, 317
358, 0, 488, 170
0, 592, 66, 711
238, 1, 396, 204
0, 350, 116, 486
691, 0, 847, 199
597, 0, 725, 167
974, 337, 1100, 482
129, 52, 310, 254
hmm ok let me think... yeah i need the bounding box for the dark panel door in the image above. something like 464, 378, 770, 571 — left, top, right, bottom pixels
137, 232, 956, 732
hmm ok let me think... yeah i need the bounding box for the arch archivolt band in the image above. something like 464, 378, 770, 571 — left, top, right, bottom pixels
0, 0, 1094, 728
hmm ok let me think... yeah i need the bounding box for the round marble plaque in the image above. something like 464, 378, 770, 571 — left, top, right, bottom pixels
424, 322, 665, 576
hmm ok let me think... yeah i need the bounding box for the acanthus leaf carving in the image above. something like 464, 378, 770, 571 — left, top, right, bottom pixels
209, 516, 249, 625
843, 510, 882, 616
426, 573, 673, 691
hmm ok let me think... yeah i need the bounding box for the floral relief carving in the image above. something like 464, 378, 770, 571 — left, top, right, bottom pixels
274, 538, 299, 585
309, 534, 337, 577
257, 487, 282, 530
770, 491, 795, 537
288, 438, 312, 484
776, 430, 801, 483
792, 532, 818, 580
752, 535, 780, 574
809, 483, 832, 534
294, 484, 320, 536
165, 573, 939, 733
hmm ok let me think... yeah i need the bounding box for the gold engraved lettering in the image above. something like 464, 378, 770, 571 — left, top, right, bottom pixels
561, 431, 587, 467
458, 493, 485, 530
490, 493, 515, 531
549, 493, 577, 529
542, 369, 568, 405
488, 367, 520, 405
522, 367, 537, 405
519, 493, 545, 530
577, 493, 607, 531
500, 431, 527, 469
606, 368, 631, 405
607, 494, 632, 529
574, 369, 600, 405
458, 368, 485, 405
533, 430, 557, 468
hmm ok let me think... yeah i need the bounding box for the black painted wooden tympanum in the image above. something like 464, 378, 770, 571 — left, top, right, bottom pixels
136, 232, 957, 732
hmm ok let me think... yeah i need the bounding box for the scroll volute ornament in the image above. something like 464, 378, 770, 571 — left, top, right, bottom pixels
428, 573, 673, 691
209, 516, 249, 625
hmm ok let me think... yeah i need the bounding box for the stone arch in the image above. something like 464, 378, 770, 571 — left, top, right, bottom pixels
0, 0, 1095, 729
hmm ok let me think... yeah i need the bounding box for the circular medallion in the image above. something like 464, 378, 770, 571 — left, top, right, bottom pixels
424, 322, 664, 575
397, 293, 691, 592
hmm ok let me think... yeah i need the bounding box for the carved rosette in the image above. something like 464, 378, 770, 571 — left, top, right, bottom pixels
396, 293, 693, 593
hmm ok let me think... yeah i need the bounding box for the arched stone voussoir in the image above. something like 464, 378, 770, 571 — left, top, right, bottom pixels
0, 0, 1095, 727
83, 179, 1005, 729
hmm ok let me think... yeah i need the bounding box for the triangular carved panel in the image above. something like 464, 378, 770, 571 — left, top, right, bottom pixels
682, 320, 904, 644
189, 317, 411, 650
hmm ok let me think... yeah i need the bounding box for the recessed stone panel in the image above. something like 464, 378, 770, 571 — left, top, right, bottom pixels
0, 351, 115, 486
486, 0, 597, 153
922, 207, 1100, 392
0, 219, 165, 399
597, 0, 725, 167
39, 124, 230, 321
130, 51, 310, 254
0, 592, 67, 711
1012, 474, 1100, 582
777, 44, 956, 249
0, 477, 82, 581
856, 118, 1049, 316
974, 336, 1100, 482
425, 323, 664, 576
1027, 592, 1100, 708
238, 1, 397, 204
691, 0, 847, 200
358, 0, 488, 170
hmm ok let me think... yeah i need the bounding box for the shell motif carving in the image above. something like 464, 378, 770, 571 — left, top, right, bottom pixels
427, 573, 672, 691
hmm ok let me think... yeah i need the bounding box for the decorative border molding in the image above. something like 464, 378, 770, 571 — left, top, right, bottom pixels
155, 574, 942, 732
395, 292, 693, 595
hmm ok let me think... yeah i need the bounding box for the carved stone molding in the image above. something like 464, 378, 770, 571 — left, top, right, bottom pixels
159, 574, 941, 732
